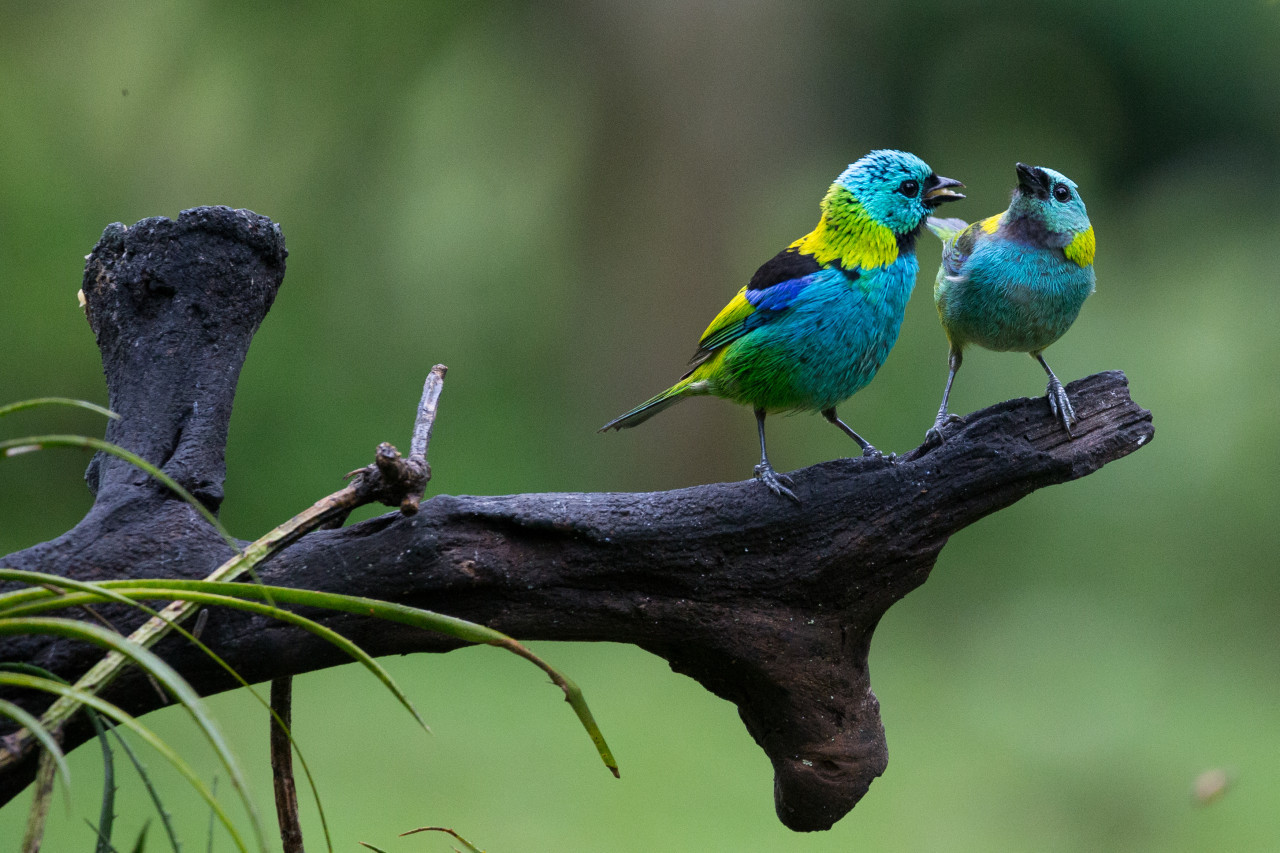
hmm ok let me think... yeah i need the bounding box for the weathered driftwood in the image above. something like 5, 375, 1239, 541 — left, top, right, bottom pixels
0, 207, 1152, 830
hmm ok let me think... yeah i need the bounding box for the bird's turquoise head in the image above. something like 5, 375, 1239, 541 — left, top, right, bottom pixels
830, 149, 965, 235
1008, 163, 1094, 265
1011, 164, 1091, 235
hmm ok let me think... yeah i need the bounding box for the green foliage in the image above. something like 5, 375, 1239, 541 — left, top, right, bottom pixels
0, 698, 72, 804
0, 398, 614, 851
1, 567, 615, 850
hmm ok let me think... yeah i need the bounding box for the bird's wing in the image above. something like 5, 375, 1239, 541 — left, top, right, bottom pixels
939, 218, 988, 278
684, 247, 829, 372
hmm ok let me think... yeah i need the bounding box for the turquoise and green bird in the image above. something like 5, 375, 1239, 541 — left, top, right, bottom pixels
600, 149, 964, 501
925, 163, 1096, 444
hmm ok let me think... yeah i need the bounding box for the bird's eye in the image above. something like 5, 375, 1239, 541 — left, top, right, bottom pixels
1053, 184, 1072, 203
897, 179, 920, 198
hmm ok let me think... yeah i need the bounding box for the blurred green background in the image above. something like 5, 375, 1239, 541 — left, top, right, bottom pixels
3, 0, 1279, 850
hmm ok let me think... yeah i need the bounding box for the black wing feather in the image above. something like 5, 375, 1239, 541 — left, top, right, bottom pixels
746, 246, 822, 292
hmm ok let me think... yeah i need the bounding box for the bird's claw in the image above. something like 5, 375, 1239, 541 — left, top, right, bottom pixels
860, 445, 896, 464
1045, 378, 1077, 437
923, 413, 965, 448
754, 463, 799, 502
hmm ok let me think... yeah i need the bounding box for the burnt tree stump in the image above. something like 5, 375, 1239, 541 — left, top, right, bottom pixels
0, 207, 1153, 831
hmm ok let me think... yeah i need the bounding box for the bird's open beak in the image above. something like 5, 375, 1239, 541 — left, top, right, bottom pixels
923, 175, 965, 207
1016, 162, 1050, 196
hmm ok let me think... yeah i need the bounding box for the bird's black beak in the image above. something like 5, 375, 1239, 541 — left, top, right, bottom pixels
923, 175, 965, 207
1016, 162, 1051, 198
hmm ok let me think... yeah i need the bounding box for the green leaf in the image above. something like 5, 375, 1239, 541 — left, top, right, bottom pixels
0, 620, 266, 852
0, 397, 118, 420
0, 699, 72, 804
94, 698, 118, 853
122, 580, 620, 776
0, 435, 236, 550
109, 725, 183, 853
0, 571, 331, 851
4, 575, 620, 777
0, 672, 255, 853
130, 820, 152, 853
0, 570, 428, 737
84, 818, 125, 853
400, 826, 487, 852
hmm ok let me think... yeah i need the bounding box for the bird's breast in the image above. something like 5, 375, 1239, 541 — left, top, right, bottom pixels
942, 240, 1094, 352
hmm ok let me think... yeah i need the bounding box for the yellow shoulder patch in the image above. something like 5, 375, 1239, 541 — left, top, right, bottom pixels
1064, 225, 1096, 267
980, 214, 1003, 234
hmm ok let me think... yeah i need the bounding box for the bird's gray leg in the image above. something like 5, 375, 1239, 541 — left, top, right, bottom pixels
752, 408, 798, 502
1034, 352, 1076, 437
924, 347, 965, 446
823, 408, 893, 462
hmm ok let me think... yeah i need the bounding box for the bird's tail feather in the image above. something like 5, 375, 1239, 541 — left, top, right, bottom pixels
598, 378, 697, 432
926, 216, 968, 243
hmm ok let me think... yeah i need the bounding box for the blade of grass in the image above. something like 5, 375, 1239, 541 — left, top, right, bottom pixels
94, 700, 118, 853
0, 397, 118, 420
0, 700, 71, 803
0, 662, 125, 849
0, 572, 427, 737
84, 819, 126, 853
401, 827, 487, 852
0, 572, 617, 776
0, 436, 234, 549
109, 725, 183, 853
0, 620, 265, 852
0, 673, 255, 853
0, 571, 332, 852
130, 820, 151, 853
206, 777, 219, 853
112, 580, 619, 777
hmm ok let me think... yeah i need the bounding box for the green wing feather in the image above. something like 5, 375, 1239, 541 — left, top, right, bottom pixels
691, 288, 755, 360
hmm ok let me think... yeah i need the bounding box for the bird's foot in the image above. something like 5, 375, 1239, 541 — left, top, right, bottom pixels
860, 445, 896, 464
1045, 377, 1077, 437
754, 463, 799, 502
923, 413, 965, 447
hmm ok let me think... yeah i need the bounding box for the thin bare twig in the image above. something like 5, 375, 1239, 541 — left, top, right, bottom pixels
265, 366, 450, 850
410, 364, 448, 461
270, 677, 303, 853
345, 363, 447, 516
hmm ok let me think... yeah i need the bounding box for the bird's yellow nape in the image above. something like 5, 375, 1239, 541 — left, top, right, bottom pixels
790, 213, 898, 271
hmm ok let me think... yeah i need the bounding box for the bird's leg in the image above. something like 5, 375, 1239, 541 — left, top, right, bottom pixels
1034, 352, 1076, 437
752, 409, 798, 502
924, 348, 965, 446
822, 408, 893, 462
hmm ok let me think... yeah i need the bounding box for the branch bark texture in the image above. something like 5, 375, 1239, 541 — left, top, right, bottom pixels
0, 207, 1153, 831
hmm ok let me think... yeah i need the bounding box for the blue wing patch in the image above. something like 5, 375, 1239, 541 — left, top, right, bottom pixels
746, 277, 809, 312
683, 247, 858, 375
688, 273, 822, 366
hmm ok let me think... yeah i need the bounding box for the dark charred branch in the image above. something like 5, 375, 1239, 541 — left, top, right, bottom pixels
0, 207, 1153, 831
